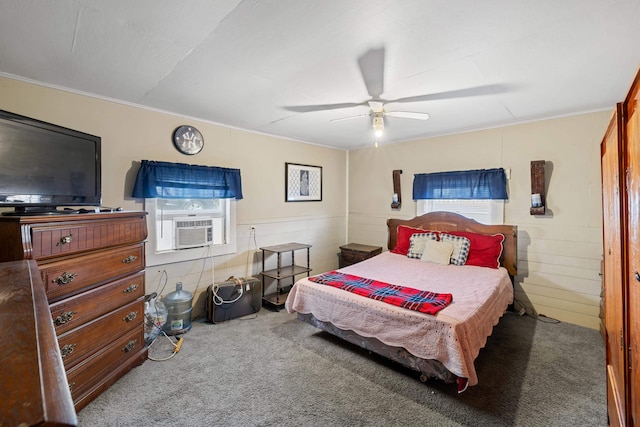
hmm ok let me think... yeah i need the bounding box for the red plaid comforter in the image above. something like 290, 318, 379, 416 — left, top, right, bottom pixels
308, 270, 452, 315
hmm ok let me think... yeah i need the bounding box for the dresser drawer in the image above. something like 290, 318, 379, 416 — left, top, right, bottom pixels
50, 271, 145, 335
30, 215, 147, 260
66, 327, 144, 403
57, 298, 144, 369
40, 243, 144, 302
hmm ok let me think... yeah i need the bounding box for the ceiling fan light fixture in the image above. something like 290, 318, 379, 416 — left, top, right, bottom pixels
372, 115, 384, 137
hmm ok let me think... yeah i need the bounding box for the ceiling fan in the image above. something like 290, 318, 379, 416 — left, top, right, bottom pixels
284, 47, 508, 139
329, 100, 429, 138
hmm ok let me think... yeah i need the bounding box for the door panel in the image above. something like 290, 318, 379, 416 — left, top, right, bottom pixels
626, 96, 639, 426
602, 104, 627, 423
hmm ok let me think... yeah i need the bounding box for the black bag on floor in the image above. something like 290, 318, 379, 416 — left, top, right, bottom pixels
205, 276, 262, 323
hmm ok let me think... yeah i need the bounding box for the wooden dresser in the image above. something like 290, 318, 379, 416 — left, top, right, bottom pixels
0, 211, 148, 412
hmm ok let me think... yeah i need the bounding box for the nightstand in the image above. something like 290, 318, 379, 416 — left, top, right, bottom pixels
338, 243, 382, 268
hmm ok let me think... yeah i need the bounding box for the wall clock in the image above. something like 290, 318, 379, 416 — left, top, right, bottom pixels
172, 125, 204, 155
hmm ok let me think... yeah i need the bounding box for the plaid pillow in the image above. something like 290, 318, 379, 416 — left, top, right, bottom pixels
407, 232, 439, 259
440, 233, 471, 265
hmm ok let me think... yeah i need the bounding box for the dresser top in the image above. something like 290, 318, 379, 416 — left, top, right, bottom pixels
0, 210, 146, 224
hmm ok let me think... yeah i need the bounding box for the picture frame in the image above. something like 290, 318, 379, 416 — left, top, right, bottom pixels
285, 162, 322, 202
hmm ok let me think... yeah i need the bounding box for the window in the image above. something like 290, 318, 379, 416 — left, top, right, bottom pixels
416, 199, 504, 225
131, 160, 243, 267
145, 197, 236, 267
413, 168, 507, 225
154, 198, 226, 251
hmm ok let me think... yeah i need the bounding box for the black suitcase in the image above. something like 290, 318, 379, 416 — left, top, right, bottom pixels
206, 277, 262, 323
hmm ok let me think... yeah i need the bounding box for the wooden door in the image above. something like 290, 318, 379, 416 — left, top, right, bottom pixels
602, 104, 627, 426
626, 78, 640, 427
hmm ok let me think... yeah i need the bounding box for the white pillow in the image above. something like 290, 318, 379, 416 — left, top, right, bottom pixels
420, 240, 454, 265
406, 232, 439, 259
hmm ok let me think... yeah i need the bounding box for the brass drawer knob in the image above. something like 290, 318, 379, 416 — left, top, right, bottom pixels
123, 311, 138, 322
123, 255, 138, 264
60, 343, 77, 359
123, 340, 137, 353
53, 272, 77, 285
123, 284, 139, 293
57, 234, 73, 246
54, 311, 77, 326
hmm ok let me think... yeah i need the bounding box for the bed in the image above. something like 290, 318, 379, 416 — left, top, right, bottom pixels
285, 211, 517, 392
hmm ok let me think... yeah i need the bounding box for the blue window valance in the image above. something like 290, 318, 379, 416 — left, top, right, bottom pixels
413, 168, 507, 200
132, 160, 243, 200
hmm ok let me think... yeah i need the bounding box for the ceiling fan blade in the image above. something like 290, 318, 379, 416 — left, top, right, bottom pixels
358, 47, 385, 99
386, 84, 511, 104
284, 102, 366, 113
330, 113, 370, 123
284, 48, 386, 116
385, 111, 430, 120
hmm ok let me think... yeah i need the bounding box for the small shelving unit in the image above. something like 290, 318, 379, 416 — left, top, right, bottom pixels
260, 242, 311, 309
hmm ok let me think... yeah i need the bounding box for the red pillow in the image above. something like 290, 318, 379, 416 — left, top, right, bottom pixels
447, 231, 504, 269
391, 225, 439, 255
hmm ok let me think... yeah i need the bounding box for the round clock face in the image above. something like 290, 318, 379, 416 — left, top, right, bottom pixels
172, 125, 204, 155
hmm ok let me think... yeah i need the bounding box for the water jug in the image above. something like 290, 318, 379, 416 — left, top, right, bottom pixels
163, 282, 193, 335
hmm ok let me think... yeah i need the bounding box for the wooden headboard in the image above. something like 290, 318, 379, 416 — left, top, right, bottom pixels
387, 211, 518, 277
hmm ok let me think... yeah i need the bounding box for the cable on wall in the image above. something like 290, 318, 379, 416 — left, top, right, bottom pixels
153, 269, 168, 297
204, 242, 245, 305
245, 226, 258, 278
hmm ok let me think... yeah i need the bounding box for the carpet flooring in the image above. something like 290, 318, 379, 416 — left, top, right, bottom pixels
76, 309, 606, 426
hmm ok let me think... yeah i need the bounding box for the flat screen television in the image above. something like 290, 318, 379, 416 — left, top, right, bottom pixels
0, 109, 101, 215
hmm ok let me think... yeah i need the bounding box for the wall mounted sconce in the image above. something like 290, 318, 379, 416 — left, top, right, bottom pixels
530, 160, 546, 215
391, 169, 402, 209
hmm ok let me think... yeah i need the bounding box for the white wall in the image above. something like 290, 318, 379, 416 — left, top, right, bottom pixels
0, 75, 613, 329
348, 112, 610, 329
0, 76, 347, 317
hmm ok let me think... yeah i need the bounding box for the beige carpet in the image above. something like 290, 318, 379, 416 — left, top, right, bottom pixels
77, 309, 606, 426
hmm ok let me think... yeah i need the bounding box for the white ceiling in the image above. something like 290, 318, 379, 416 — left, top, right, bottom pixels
1, 0, 639, 150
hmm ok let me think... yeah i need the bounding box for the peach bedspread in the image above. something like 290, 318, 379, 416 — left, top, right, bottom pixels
285, 251, 513, 386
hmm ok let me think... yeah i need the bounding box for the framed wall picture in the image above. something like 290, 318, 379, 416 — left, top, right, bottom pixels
285, 162, 322, 202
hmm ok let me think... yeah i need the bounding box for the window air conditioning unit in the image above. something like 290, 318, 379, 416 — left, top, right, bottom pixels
174, 217, 214, 249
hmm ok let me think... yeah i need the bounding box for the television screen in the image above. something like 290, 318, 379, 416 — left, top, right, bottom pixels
0, 109, 101, 214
